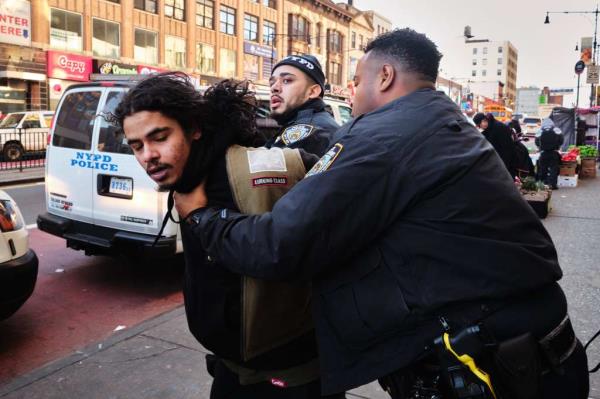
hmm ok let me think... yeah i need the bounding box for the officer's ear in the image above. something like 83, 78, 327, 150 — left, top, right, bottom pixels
378, 64, 395, 92
307, 83, 322, 99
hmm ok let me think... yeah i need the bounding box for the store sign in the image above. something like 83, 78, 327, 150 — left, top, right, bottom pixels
580, 37, 593, 65
0, 0, 31, 46
93, 60, 138, 75
138, 65, 168, 75
244, 42, 276, 59
47, 50, 92, 82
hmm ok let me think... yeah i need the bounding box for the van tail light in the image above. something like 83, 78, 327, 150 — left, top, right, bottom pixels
0, 200, 23, 232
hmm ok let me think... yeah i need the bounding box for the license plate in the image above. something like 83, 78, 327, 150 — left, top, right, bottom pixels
109, 177, 133, 197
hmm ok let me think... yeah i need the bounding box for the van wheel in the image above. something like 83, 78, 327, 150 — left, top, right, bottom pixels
3, 142, 24, 161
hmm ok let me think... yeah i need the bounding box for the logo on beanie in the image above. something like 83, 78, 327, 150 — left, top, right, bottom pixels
283, 55, 315, 70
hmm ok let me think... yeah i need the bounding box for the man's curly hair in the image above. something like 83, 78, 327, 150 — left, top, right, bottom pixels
109, 72, 257, 193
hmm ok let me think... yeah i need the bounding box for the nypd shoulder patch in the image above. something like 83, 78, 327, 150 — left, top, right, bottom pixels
280, 124, 316, 145
306, 143, 344, 177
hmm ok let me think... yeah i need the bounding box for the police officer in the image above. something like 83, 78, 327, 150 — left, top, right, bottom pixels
175, 30, 589, 398
267, 54, 340, 155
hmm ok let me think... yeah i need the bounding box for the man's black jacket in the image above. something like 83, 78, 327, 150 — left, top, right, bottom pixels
189, 89, 562, 394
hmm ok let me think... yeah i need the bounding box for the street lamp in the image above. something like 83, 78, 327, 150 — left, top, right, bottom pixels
544, 5, 600, 107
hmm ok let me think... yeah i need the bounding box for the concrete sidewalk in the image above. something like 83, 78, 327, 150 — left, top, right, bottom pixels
0, 167, 44, 186
1, 176, 599, 399
0, 307, 388, 399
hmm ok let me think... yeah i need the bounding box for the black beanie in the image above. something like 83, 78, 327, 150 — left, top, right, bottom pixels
272, 55, 326, 97
473, 112, 486, 126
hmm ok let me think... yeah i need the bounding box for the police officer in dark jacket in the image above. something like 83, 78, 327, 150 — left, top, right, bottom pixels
266, 54, 340, 155
175, 29, 589, 398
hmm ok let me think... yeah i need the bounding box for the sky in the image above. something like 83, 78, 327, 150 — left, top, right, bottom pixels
353, 0, 599, 106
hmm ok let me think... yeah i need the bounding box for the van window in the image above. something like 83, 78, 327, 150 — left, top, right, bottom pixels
53, 91, 101, 149
338, 105, 352, 124
98, 91, 132, 155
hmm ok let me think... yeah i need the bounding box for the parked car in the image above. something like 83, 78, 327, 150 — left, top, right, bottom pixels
522, 116, 542, 137
0, 189, 38, 319
0, 111, 54, 161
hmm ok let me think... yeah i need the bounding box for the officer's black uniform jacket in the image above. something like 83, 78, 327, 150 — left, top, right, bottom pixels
266, 98, 339, 155
189, 89, 562, 394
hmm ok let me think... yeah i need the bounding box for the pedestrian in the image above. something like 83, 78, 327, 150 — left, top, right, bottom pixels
267, 54, 340, 155
535, 118, 564, 189
111, 73, 343, 399
174, 28, 589, 398
473, 112, 516, 177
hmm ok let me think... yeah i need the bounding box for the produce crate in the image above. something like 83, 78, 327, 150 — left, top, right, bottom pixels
527, 198, 551, 219
581, 158, 597, 169
559, 162, 577, 176
557, 174, 578, 188
522, 189, 552, 219
581, 167, 597, 178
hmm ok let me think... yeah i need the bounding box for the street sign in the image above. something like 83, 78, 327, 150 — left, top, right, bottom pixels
575, 60, 586, 75
587, 64, 600, 84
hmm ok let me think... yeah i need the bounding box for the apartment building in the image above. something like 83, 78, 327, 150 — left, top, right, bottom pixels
0, 0, 379, 112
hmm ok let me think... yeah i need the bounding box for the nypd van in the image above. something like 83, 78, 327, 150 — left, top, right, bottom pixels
36, 80, 182, 259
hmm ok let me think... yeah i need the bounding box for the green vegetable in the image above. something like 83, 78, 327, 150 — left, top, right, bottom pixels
577, 145, 598, 158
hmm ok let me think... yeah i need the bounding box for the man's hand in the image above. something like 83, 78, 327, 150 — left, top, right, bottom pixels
173, 181, 208, 220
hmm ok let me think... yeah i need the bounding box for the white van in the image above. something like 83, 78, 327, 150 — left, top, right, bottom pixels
37, 82, 182, 259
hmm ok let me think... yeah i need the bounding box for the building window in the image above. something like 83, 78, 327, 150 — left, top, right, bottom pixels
315, 23, 321, 50
328, 30, 342, 53
220, 6, 236, 35
472, 70, 476, 77
498, 46, 503, 53
497, 69, 502, 76
262, 0, 276, 8
134, 28, 157, 64
244, 54, 259, 81
263, 20, 276, 45
196, 0, 214, 29
472, 48, 477, 55
220, 48, 237, 78
244, 14, 258, 42
351, 31, 356, 49
165, 0, 185, 21
289, 15, 310, 43
498, 57, 503, 65
482, 70, 487, 77
328, 61, 341, 85
483, 47, 488, 54
134, 0, 157, 13
196, 43, 215, 74
105, 0, 120, 3
92, 18, 120, 59
50, 8, 83, 52
359, 34, 363, 49
165, 36, 186, 68
482, 58, 487, 66
472, 59, 477, 66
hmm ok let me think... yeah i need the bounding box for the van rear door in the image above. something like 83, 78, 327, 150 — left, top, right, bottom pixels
91, 88, 166, 236
46, 88, 102, 223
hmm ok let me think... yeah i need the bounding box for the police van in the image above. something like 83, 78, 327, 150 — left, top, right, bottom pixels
37, 79, 182, 259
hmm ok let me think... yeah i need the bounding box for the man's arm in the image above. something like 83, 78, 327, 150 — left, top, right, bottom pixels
184, 136, 412, 281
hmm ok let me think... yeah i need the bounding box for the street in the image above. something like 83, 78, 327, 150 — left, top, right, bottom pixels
0, 183, 183, 384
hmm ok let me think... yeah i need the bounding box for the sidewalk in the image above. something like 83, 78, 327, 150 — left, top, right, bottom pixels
0, 307, 388, 399
1, 177, 599, 399
0, 167, 45, 186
